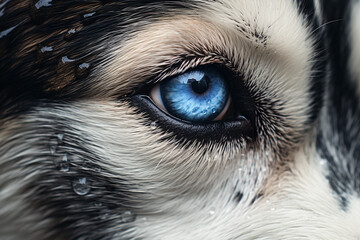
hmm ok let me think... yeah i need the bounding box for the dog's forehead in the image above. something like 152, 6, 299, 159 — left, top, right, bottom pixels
1, 0, 316, 97
99, 0, 313, 93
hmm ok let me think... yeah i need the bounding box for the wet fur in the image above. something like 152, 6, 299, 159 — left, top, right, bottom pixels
0, 0, 359, 239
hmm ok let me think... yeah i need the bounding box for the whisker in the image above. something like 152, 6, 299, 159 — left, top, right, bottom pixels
310, 19, 344, 35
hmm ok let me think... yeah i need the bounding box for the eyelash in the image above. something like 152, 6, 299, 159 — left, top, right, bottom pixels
144, 55, 237, 87
129, 62, 256, 143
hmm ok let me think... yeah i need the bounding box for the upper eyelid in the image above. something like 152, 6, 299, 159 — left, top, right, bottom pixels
149, 54, 237, 86
132, 55, 238, 97
102, 15, 306, 99
102, 17, 268, 98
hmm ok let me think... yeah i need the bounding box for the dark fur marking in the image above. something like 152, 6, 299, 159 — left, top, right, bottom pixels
316, 91, 360, 210
317, 135, 350, 209
316, 0, 360, 208
249, 192, 263, 205
0, 0, 192, 117
234, 191, 244, 202
294, 0, 316, 18
24, 114, 140, 240
292, 0, 327, 125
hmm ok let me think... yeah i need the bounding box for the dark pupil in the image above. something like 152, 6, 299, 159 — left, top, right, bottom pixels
187, 75, 210, 94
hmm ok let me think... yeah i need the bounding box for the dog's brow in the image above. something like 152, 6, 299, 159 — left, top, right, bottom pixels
93, 17, 274, 98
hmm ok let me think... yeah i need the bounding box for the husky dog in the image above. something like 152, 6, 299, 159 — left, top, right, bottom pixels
0, 0, 359, 239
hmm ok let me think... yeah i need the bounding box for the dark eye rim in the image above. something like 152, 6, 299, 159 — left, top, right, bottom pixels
129, 63, 257, 143
130, 95, 255, 142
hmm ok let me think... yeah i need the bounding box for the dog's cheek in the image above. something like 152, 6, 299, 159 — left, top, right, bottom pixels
0, 102, 154, 239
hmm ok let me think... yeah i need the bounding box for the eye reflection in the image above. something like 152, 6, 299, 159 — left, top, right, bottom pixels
149, 66, 231, 122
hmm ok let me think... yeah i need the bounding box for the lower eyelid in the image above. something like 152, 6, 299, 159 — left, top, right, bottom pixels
130, 95, 255, 142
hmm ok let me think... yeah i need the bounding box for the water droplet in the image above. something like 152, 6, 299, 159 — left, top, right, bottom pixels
49, 144, 57, 155
68, 29, 76, 34
40, 46, 53, 53
61, 56, 76, 63
59, 154, 70, 172
72, 177, 90, 196
83, 12, 96, 18
81, 12, 98, 25
138, 216, 149, 225
212, 108, 216, 114
29, 0, 52, 24
57, 133, 64, 143
64, 28, 79, 41
150, 121, 157, 130
266, 200, 270, 204
270, 207, 275, 211
94, 202, 102, 207
120, 210, 136, 223
265, 150, 270, 157
49, 145, 57, 154
35, 0, 52, 9
320, 159, 327, 166
49, 133, 64, 154
100, 212, 110, 220
206, 100, 211, 105
79, 63, 90, 69
209, 208, 215, 215
75, 63, 91, 79
0, 25, 17, 39
52, 57, 76, 90
214, 154, 221, 161
36, 44, 55, 66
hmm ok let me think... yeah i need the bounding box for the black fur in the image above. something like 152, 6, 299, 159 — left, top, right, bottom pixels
24, 110, 139, 239
316, 0, 360, 208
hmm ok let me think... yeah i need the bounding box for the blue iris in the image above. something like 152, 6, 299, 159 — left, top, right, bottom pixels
160, 67, 229, 122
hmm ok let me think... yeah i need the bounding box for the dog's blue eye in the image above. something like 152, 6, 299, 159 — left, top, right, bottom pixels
150, 67, 230, 122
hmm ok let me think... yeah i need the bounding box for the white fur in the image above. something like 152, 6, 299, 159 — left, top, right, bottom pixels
98, 0, 316, 149
0, 101, 354, 239
0, 120, 63, 240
